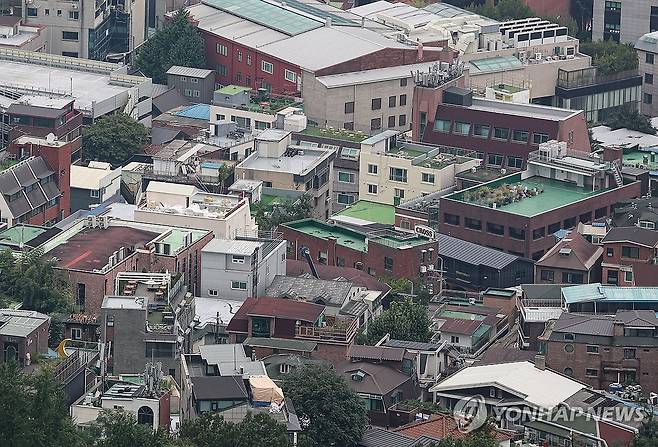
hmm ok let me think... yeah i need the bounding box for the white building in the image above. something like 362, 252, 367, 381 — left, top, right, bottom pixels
200, 238, 287, 301
70, 162, 121, 213
134, 182, 258, 239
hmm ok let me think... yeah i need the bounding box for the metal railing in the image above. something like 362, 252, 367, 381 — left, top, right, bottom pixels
295, 317, 358, 344
557, 67, 639, 89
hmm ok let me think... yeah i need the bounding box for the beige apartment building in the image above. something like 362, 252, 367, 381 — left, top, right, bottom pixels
357, 131, 479, 206
636, 31, 658, 117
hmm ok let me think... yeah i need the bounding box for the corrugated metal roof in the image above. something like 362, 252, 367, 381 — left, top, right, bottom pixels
358, 427, 415, 447
202, 239, 262, 256
382, 339, 446, 351
553, 313, 615, 336
348, 344, 405, 362
174, 103, 210, 120
243, 337, 317, 352
165, 65, 213, 78
437, 233, 522, 269
563, 283, 658, 304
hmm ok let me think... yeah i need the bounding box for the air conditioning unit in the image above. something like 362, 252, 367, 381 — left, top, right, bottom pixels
420, 265, 427, 273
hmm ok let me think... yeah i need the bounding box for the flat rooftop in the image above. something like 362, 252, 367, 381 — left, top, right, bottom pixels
450, 176, 616, 217
0, 225, 48, 245
298, 126, 368, 143
623, 149, 658, 171
284, 219, 432, 252
334, 201, 395, 225
462, 98, 580, 121
238, 147, 333, 175
0, 59, 139, 113
47, 226, 159, 271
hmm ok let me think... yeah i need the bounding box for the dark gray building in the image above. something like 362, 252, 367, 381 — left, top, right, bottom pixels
437, 233, 535, 290
166, 66, 215, 105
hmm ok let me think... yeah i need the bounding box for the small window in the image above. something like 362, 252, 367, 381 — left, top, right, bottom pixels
367, 164, 378, 174
533, 133, 549, 144
586, 345, 599, 354
624, 348, 636, 359
399, 94, 407, 106
367, 184, 378, 194
434, 119, 451, 132
444, 213, 460, 226
27, 7, 38, 16
540, 270, 555, 282
647, 53, 655, 64
190, 78, 199, 84
231, 281, 247, 290
344, 102, 354, 114
69, 10, 79, 19
208, 289, 219, 296
493, 127, 509, 140
57, 9, 62, 16
421, 173, 435, 184
606, 247, 614, 257
371, 98, 382, 110
646, 73, 654, 85
261, 60, 273, 74
488, 153, 503, 166
384, 256, 393, 271
216, 44, 228, 56
507, 156, 523, 169
564, 333, 575, 341
394, 188, 405, 199
389, 96, 396, 107
247, 54, 252, 65
338, 172, 355, 183
451, 335, 460, 343
337, 194, 355, 205
400, 78, 408, 87
279, 363, 291, 374
216, 64, 228, 76
454, 121, 470, 135
512, 130, 529, 143
625, 271, 633, 282
586, 368, 598, 377
62, 31, 79, 41
644, 93, 653, 105
232, 255, 245, 264
489, 387, 496, 398
564, 343, 574, 353
533, 227, 545, 240
45, 9, 49, 15
564, 367, 573, 376
90, 189, 100, 198
389, 167, 407, 182
399, 114, 407, 127
285, 69, 296, 83
622, 246, 640, 258
237, 50, 242, 61
71, 328, 82, 340
388, 115, 396, 128
371, 118, 381, 130
473, 124, 489, 138
486, 222, 504, 235
464, 218, 481, 230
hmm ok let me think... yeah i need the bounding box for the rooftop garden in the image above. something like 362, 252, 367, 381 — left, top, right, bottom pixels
247, 95, 299, 114
299, 126, 368, 143
463, 183, 545, 208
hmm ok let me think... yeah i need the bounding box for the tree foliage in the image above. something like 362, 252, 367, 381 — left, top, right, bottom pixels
426, 424, 499, 447
467, 0, 533, 21
571, 0, 593, 37
634, 416, 658, 447
282, 364, 367, 447
606, 104, 657, 135
178, 412, 290, 447
366, 297, 431, 344
136, 9, 206, 84
252, 194, 313, 232
83, 113, 149, 165
0, 248, 71, 314
580, 40, 638, 75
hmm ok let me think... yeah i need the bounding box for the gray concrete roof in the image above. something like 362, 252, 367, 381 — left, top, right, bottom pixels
0, 309, 49, 338
266, 275, 353, 306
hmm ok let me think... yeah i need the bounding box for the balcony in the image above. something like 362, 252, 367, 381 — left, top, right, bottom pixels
295, 316, 358, 345
557, 67, 640, 89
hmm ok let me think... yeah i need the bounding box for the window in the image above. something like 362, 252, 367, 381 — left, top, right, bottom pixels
487, 222, 504, 235
261, 60, 273, 74
71, 328, 82, 340
533, 132, 549, 145
279, 363, 291, 374
464, 218, 481, 230
607, 247, 614, 257
639, 220, 656, 229
285, 69, 296, 83
444, 213, 460, 226
367, 164, 378, 174
137, 406, 154, 426
562, 272, 584, 284
343, 122, 354, 130
231, 281, 247, 290
338, 172, 355, 183
434, 119, 451, 132
564, 367, 573, 376
400, 94, 407, 106
246, 54, 252, 65
389, 167, 408, 182
512, 130, 529, 143
216, 64, 228, 76
586, 369, 598, 377
646, 73, 654, 85
367, 184, 378, 194
493, 127, 509, 140
564, 333, 575, 341
371, 118, 381, 130
473, 124, 489, 138
586, 345, 599, 354
625, 271, 633, 282
57, 9, 62, 16
388, 115, 396, 128
507, 156, 523, 169
607, 269, 618, 284
191, 78, 199, 84
384, 256, 393, 271
232, 255, 245, 264
45, 9, 49, 15
344, 101, 355, 114
337, 193, 355, 205
62, 31, 79, 41
371, 98, 382, 110
193, 90, 200, 97
400, 78, 408, 87
622, 246, 640, 258
399, 114, 407, 127
208, 289, 219, 296
69, 10, 79, 19
216, 44, 228, 56
645, 93, 653, 105
27, 7, 37, 16
541, 270, 555, 282
389, 96, 396, 107
624, 348, 636, 359
451, 336, 460, 344
488, 153, 504, 166
564, 343, 575, 353
394, 188, 405, 199
647, 53, 655, 64
237, 50, 242, 61
422, 173, 435, 184
454, 121, 470, 135
90, 189, 100, 198
145, 342, 174, 358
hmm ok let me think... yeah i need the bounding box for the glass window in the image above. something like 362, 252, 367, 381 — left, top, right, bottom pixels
400, 78, 408, 87
344, 102, 354, 114
586, 345, 599, 353
644, 93, 653, 105
389, 96, 396, 107
338, 172, 355, 183
607, 269, 618, 284
422, 173, 435, 184
434, 119, 451, 132
284, 69, 296, 83
367, 184, 378, 194
646, 73, 654, 85
394, 188, 405, 198
464, 218, 481, 230
400, 94, 407, 106
532, 133, 549, 145
388, 115, 396, 128
512, 130, 529, 143
371, 118, 381, 130
533, 227, 545, 240
487, 222, 504, 235
493, 127, 509, 140
488, 153, 503, 166
62, 31, 79, 41
624, 348, 636, 359
540, 270, 554, 282
367, 164, 378, 174
507, 156, 523, 169
231, 281, 247, 290
622, 246, 640, 258
625, 271, 633, 282
586, 369, 598, 377
454, 121, 471, 135
562, 272, 584, 284
389, 167, 407, 182
216, 64, 228, 76
261, 60, 273, 74
473, 124, 489, 138
27, 7, 37, 16
399, 114, 407, 127
509, 227, 526, 240
444, 213, 460, 226
371, 98, 381, 110
337, 194, 355, 205
216, 44, 228, 56
647, 53, 654, 65
384, 257, 393, 271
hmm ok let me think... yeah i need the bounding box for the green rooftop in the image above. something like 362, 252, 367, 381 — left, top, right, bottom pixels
439, 310, 487, 321
335, 201, 395, 225
623, 149, 658, 171
284, 219, 432, 252
0, 225, 48, 245
299, 126, 368, 143
491, 83, 525, 94
216, 85, 252, 95
159, 229, 207, 253
449, 174, 617, 217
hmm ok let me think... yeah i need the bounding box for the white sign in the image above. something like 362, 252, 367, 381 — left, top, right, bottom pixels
414, 225, 436, 239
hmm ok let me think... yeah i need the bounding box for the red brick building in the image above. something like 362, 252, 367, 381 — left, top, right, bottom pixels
280, 219, 440, 287
41, 219, 213, 316
0, 309, 50, 367
535, 231, 603, 284
601, 226, 658, 286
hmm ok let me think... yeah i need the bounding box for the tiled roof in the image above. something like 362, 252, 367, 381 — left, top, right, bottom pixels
615, 309, 658, 327
286, 259, 390, 292
348, 345, 405, 362
337, 361, 412, 396
552, 313, 615, 336
602, 226, 658, 247
436, 233, 525, 269
358, 427, 415, 447
394, 414, 513, 441
536, 231, 603, 271
438, 318, 483, 335
227, 296, 325, 333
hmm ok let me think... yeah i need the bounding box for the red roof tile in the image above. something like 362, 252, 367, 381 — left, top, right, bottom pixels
394, 414, 512, 441
438, 318, 483, 335
227, 297, 325, 334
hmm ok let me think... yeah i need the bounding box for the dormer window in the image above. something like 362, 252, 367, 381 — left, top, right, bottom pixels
564, 333, 575, 341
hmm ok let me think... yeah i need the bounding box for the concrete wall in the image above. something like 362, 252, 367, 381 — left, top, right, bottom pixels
638, 47, 658, 117
593, 0, 658, 44
168, 72, 214, 105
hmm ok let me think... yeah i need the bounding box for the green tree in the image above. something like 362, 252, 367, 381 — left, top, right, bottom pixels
571, 0, 593, 37
580, 40, 638, 75
84, 410, 173, 447
252, 194, 313, 232
427, 423, 499, 447
283, 364, 367, 447
606, 103, 657, 134
634, 416, 658, 447
366, 297, 431, 344
83, 113, 149, 165
178, 412, 290, 447
468, 0, 533, 21
136, 9, 206, 84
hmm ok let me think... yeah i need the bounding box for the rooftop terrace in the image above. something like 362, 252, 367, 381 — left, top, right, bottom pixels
622, 148, 658, 171
448, 174, 616, 217
284, 219, 432, 252
299, 126, 368, 143
334, 200, 395, 225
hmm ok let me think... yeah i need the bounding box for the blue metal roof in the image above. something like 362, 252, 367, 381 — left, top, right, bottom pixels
175, 104, 210, 121
562, 283, 658, 304
200, 161, 224, 169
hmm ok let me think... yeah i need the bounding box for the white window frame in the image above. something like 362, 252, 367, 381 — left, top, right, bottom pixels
337, 171, 355, 183
421, 172, 435, 184
279, 363, 291, 374
193, 90, 200, 97
71, 328, 82, 340
394, 188, 405, 199
190, 78, 199, 84
367, 164, 378, 175
216, 43, 228, 56
208, 289, 219, 296
284, 69, 296, 83
231, 281, 247, 290
367, 184, 378, 195
232, 255, 245, 264
639, 220, 656, 229
261, 60, 273, 74
90, 189, 100, 198
184, 89, 192, 96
